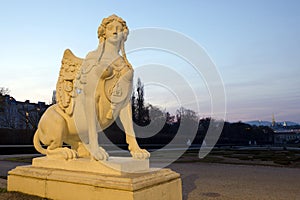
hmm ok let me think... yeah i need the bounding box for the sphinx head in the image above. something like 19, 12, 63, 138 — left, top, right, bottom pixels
97, 14, 129, 43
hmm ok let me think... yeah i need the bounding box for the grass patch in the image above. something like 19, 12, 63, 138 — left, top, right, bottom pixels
199, 156, 224, 163
274, 160, 291, 165
176, 155, 224, 163
4, 156, 35, 163
179, 149, 300, 167
210, 150, 234, 156
0, 188, 7, 193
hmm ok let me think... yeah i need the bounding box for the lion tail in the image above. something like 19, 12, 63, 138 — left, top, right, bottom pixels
33, 130, 47, 155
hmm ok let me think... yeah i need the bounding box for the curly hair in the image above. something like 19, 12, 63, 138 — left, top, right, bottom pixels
97, 14, 129, 43
96, 14, 132, 69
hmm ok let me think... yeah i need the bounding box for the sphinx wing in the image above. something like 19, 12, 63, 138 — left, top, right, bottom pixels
56, 49, 83, 116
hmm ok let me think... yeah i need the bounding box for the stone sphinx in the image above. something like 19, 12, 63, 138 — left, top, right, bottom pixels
33, 14, 150, 161
8, 15, 182, 200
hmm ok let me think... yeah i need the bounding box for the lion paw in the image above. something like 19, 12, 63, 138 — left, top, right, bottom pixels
91, 147, 109, 161
47, 147, 77, 160
130, 148, 150, 160
61, 147, 77, 160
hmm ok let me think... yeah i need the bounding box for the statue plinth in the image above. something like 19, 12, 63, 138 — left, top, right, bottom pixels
8, 160, 182, 200
32, 156, 149, 175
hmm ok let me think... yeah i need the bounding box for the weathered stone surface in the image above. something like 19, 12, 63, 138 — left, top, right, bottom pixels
32, 156, 149, 175
33, 14, 150, 162
8, 165, 182, 200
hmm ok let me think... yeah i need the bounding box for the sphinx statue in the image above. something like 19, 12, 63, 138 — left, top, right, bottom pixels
33, 14, 150, 161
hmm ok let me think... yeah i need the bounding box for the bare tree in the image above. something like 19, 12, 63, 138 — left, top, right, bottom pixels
0, 87, 10, 96
0, 87, 10, 112
131, 78, 150, 126
0, 107, 17, 129
0, 93, 18, 129
18, 103, 46, 130
176, 107, 199, 138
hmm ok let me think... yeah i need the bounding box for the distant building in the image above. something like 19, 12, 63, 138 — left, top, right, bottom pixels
52, 90, 56, 105
269, 114, 294, 131
274, 130, 300, 145
0, 95, 49, 129
272, 113, 276, 127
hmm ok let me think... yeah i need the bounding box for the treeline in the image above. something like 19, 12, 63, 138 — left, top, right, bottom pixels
103, 116, 275, 149
0, 128, 34, 145
201, 119, 274, 146
106, 78, 275, 148
0, 81, 279, 148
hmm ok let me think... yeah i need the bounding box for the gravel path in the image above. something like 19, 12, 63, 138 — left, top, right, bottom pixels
169, 162, 300, 200
1, 161, 300, 199
0, 179, 6, 189
0, 160, 28, 177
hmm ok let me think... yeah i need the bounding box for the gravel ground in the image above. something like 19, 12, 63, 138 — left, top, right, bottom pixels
169, 162, 300, 200
1, 161, 300, 200
0, 160, 28, 178
0, 179, 6, 190
0, 192, 44, 200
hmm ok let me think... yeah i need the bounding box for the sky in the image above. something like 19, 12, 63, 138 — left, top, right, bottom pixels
0, 0, 299, 123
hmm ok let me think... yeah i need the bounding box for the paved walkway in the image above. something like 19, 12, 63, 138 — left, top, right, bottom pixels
1, 159, 300, 199
0, 160, 28, 178
0, 179, 6, 189
170, 162, 300, 200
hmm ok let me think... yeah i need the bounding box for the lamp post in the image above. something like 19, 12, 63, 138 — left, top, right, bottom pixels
25, 111, 29, 131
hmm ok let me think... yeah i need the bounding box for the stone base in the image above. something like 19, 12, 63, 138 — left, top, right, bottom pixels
32, 156, 149, 175
8, 158, 182, 200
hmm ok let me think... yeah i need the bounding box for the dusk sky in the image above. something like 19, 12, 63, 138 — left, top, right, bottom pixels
0, 1, 299, 123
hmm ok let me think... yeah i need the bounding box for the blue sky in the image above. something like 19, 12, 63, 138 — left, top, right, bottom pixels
0, 0, 299, 123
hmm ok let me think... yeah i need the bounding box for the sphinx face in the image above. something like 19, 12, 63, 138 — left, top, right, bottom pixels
105, 20, 124, 45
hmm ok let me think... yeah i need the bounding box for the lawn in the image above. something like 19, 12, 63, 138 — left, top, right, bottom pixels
177, 149, 300, 167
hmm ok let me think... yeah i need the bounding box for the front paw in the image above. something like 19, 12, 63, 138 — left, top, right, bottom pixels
91, 147, 109, 161
62, 147, 78, 160
130, 148, 150, 160
47, 147, 77, 160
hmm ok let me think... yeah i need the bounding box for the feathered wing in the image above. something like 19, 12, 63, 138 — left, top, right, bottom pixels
56, 49, 83, 116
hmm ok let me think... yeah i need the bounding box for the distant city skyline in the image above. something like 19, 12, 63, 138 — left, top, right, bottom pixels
0, 1, 299, 123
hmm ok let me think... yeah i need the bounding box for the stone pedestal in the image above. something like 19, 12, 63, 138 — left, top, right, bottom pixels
8, 157, 182, 200
32, 156, 150, 175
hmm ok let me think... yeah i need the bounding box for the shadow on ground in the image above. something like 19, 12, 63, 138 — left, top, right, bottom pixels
181, 173, 199, 200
